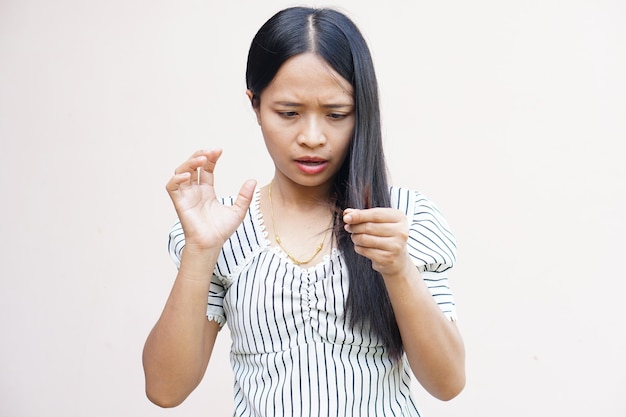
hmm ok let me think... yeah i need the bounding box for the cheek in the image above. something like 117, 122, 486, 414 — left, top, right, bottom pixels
259, 114, 279, 140
336, 128, 354, 157
259, 111, 290, 137
261, 124, 292, 160
261, 124, 289, 149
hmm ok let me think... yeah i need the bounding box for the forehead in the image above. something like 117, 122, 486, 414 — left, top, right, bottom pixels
263, 53, 354, 101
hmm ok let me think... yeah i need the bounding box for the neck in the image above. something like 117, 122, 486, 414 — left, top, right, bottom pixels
269, 177, 334, 210
267, 179, 335, 266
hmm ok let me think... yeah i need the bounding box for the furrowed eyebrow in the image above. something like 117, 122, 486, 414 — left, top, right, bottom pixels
273, 101, 301, 107
322, 103, 353, 109
272, 101, 353, 109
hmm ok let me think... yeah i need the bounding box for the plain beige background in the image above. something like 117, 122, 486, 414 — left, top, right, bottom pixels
1, 0, 625, 416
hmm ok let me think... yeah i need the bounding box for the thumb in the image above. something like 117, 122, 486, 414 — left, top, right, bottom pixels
231, 179, 257, 217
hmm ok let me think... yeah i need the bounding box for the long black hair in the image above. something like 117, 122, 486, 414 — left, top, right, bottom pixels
246, 7, 403, 359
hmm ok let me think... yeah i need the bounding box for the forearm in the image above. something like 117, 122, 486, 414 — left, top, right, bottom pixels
143, 248, 220, 407
383, 257, 465, 401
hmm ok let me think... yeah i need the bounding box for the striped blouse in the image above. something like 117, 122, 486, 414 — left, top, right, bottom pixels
168, 186, 458, 417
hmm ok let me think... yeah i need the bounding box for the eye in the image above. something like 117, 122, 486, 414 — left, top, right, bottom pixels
278, 111, 298, 118
328, 113, 347, 120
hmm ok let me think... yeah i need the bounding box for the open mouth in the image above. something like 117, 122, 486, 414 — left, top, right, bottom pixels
296, 159, 326, 165
294, 158, 328, 174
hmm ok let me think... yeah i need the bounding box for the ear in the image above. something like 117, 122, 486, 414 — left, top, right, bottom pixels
246, 89, 261, 125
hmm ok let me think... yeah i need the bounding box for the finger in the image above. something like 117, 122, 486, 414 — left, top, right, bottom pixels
349, 229, 409, 257
165, 172, 192, 193
173, 149, 221, 174
196, 149, 224, 185
350, 232, 394, 249
343, 207, 398, 225
352, 244, 387, 260
344, 221, 398, 237
231, 179, 257, 217
174, 155, 207, 177
188, 148, 221, 160
198, 148, 223, 168
352, 237, 408, 268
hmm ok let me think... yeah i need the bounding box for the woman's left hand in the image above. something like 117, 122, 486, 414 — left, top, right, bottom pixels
343, 208, 411, 277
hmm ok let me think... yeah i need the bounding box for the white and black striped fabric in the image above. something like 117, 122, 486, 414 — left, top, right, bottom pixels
168, 187, 458, 417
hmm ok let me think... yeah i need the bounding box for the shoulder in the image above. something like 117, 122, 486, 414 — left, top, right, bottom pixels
389, 186, 441, 217
389, 186, 448, 220
390, 186, 457, 272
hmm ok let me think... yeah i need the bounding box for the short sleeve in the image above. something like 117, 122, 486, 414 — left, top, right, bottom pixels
391, 188, 459, 321
405, 191, 457, 272
422, 271, 458, 321
168, 221, 227, 327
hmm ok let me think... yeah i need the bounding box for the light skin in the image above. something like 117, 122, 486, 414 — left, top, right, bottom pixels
142, 52, 464, 407
249, 53, 354, 262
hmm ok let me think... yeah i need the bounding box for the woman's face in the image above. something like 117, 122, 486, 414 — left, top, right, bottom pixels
248, 53, 355, 191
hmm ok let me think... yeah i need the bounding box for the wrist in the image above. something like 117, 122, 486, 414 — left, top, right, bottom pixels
178, 246, 220, 281
180, 226, 228, 252
381, 255, 417, 284
183, 240, 224, 254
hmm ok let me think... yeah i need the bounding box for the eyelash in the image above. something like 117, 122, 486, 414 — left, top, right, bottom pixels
277, 112, 347, 120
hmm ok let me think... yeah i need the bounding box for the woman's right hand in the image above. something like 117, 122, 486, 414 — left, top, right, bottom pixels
166, 149, 256, 252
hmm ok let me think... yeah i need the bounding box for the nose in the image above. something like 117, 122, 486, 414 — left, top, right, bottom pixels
296, 116, 326, 148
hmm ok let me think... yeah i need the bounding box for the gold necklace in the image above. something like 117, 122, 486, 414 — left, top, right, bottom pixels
268, 180, 333, 265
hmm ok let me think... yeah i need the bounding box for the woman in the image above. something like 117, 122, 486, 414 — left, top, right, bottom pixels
143, 6, 465, 416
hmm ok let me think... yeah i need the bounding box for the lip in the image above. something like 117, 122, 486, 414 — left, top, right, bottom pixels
294, 157, 329, 175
